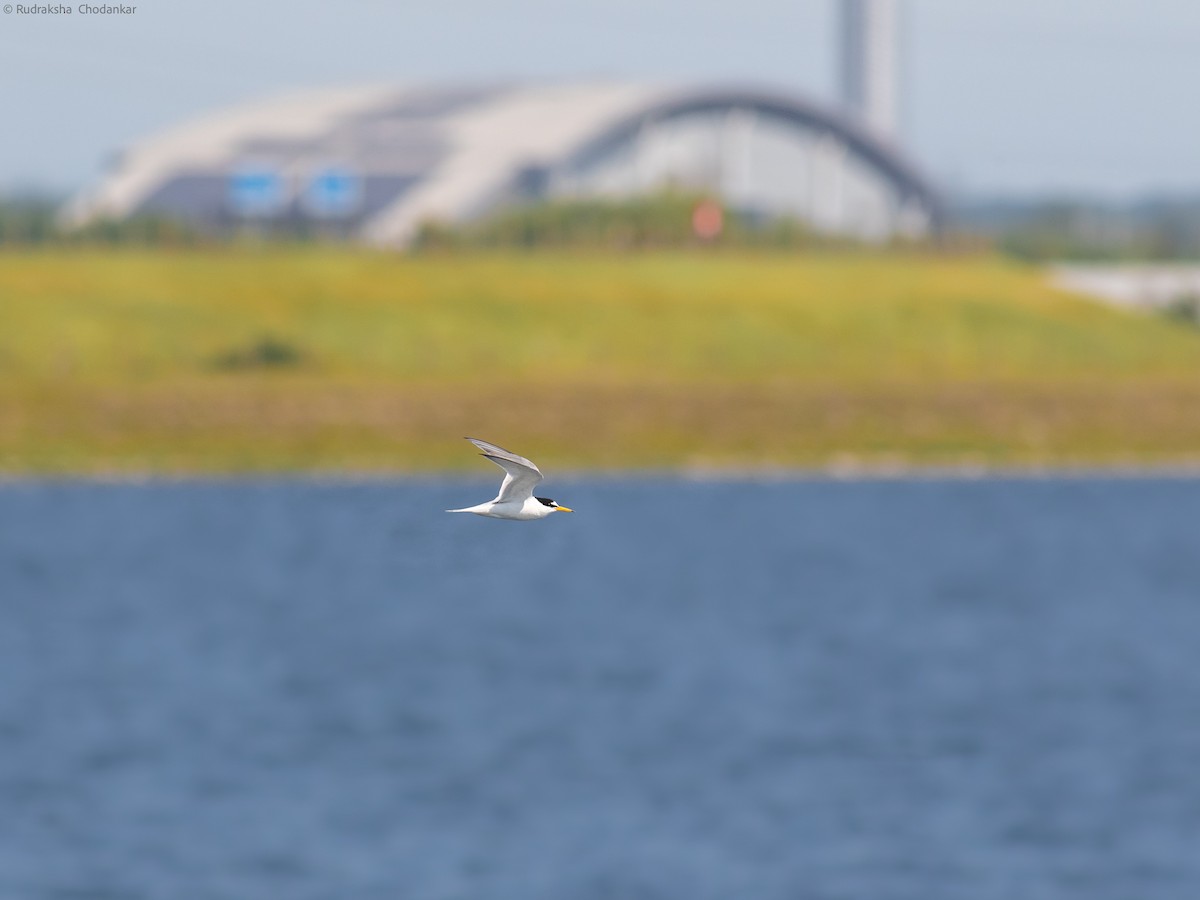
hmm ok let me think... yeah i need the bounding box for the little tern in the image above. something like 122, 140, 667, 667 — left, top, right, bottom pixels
447, 438, 573, 520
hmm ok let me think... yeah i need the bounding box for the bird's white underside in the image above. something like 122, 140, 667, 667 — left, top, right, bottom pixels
446, 497, 559, 520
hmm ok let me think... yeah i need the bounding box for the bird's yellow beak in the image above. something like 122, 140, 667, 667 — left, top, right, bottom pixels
555, 504, 574, 513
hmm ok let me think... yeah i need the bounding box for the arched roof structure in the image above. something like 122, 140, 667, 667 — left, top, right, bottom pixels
64, 83, 941, 244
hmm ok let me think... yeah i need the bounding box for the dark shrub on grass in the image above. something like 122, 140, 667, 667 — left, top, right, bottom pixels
210, 336, 307, 370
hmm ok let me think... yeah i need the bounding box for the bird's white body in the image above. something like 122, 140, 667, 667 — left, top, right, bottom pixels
447, 438, 573, 521
447, 497, 560, 520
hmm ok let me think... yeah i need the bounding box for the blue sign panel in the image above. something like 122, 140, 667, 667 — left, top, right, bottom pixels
228, 166, 286, 218
304, 166, 361, 218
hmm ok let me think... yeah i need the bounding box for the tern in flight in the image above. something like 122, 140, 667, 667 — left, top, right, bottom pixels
447, 438, 573, 520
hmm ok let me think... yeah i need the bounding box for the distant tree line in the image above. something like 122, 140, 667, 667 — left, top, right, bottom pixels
10, 189, 1200, 260
0, 195, 61, 244
0, 191, 920, 253
0, 194, 209, 247
953, 197, 1200, 262
411, 191, 873, 252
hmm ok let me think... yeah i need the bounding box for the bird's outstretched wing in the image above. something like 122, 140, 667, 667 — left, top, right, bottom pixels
466, 438, 543, 503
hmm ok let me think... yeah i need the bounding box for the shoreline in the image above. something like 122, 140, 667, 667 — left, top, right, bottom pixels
7, 459, 1200, 484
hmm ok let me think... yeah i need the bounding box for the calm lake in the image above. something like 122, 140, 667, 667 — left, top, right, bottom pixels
2, 478, 1199, 899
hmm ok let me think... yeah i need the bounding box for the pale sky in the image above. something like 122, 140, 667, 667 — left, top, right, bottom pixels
1, 0, 1197, 198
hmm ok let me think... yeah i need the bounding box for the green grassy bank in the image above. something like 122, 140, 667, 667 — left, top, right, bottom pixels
2, 248, 1200, 473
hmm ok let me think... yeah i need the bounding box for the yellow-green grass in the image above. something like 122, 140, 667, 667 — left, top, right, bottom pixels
3, 247, 1200, 473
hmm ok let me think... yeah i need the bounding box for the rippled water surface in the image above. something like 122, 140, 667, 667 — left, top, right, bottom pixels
2, 478, 1199, 899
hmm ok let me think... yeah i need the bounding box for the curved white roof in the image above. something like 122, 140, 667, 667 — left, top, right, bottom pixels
361, 83, 674, 244
62, 85, 402, 229
64, 82, 940, 244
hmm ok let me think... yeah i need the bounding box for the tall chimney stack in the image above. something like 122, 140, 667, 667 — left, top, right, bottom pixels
840, 0, 899, 139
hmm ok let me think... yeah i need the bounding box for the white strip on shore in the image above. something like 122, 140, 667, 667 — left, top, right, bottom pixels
1052, 263, 1200, 309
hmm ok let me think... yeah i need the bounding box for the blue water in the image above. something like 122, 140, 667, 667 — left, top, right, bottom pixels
2, 478, 1200, 899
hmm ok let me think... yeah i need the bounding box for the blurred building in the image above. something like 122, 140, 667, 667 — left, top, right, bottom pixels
841, 0, 899, 139
64, 81, 939, 245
